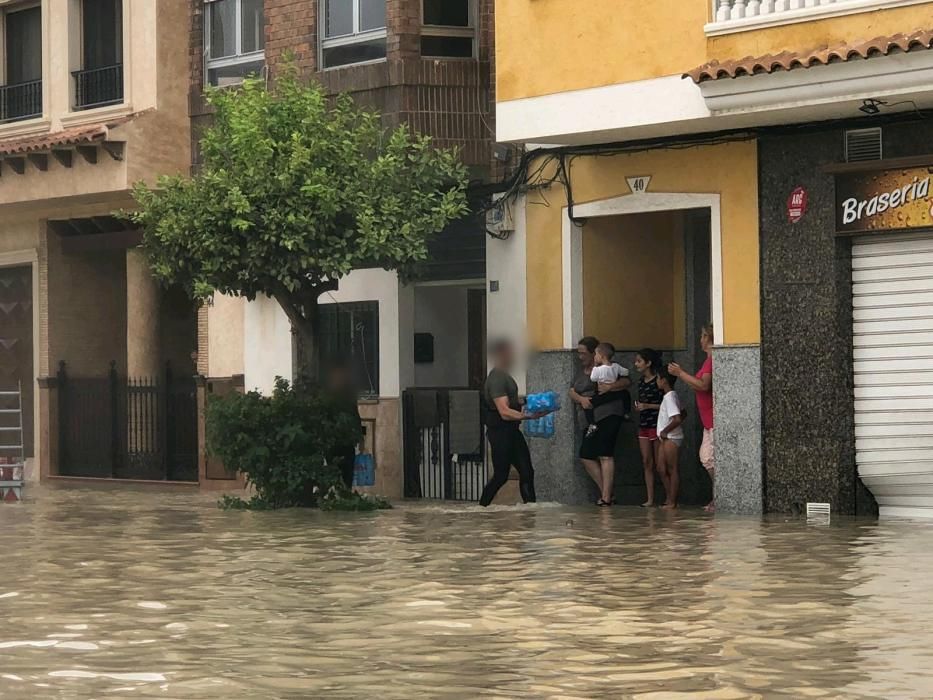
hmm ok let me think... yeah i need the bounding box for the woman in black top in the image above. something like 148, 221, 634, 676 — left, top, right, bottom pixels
634, 348, 663, 507
479, 339, 546, 507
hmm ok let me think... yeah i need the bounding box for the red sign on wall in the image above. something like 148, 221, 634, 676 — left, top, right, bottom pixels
787, 186, 808, 223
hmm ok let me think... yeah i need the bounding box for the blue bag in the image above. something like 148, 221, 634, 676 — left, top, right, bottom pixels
353, 453, 375, 487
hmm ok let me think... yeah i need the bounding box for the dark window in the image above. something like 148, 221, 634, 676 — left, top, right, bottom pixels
322, 38, 387, 69
74, 0, 124, 109
421, 0, 474, 59
83, 0, 122, 70
421, 36, 473, 58
1, 6, 42, 122
319, 302, 380, 398
423, 0, 470, 27
5, 6, 41, 83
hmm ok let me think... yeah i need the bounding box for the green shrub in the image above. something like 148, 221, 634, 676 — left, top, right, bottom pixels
207, 378, 389, 511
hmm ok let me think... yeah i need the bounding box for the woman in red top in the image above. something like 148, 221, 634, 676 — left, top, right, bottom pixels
668, 324, 714, 511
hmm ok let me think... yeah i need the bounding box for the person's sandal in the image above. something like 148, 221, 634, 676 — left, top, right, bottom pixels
596, 499, 612, 507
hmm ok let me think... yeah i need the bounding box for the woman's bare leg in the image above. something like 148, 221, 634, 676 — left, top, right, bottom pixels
639, 439, 656, 506
581, 458, 603, 499
600, 457, 615, 504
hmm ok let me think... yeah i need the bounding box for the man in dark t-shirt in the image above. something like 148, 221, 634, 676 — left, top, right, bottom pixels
480, 340, 541, 506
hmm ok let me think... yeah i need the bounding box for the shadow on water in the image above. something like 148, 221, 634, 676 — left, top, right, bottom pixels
1, 487, 932, 698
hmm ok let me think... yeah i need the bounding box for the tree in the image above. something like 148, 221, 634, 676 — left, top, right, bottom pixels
128, 67, 469, 377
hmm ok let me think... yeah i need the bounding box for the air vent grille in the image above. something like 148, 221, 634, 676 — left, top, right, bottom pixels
845, 127, 883, 163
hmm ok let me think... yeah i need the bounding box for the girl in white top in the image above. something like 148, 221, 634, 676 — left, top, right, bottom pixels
656, 367, 683, 510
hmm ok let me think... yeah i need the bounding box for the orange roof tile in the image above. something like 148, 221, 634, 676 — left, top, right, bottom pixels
685, 29, 933, 84
0, 113, 141, 157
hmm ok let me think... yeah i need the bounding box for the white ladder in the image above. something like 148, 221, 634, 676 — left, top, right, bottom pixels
0, 382, 25, 503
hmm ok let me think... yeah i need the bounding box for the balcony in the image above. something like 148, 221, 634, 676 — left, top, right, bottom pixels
0, 80, 42, 124
707, 0, 931, 35
73, 64, 124, 111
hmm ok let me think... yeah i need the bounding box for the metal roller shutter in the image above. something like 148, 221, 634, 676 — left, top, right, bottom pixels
853, 231, 933, 518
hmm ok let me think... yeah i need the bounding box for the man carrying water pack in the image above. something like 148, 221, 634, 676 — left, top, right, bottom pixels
479, 339, 546, 507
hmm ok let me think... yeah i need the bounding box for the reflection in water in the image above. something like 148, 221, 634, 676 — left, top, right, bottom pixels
2, 487, 933, 698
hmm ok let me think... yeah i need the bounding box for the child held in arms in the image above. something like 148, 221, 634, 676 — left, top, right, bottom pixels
656, 366, 684, 510
586, 342, 630, 436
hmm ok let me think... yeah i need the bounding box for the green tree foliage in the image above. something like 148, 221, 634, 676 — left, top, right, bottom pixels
208, 378, 389, 510
128, 67, 469, 376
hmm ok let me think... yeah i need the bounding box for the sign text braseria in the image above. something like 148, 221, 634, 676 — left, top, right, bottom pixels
842, 175, 931, 225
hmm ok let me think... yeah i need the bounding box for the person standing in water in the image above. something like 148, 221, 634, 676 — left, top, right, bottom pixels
634, 348, 663, 507
669, 324, 715, 511
479, 339, 544, 507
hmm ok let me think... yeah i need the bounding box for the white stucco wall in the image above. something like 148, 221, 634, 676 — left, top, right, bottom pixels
413, 285, 470, 387
486, 195, 528, 393
243, 269, 408, 397
243, 294, 293, 395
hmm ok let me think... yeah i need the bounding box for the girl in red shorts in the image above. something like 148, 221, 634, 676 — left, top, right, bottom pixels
634, 348, 663, 507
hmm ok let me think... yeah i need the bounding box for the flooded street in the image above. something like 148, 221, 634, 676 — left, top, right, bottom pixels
2, 487, 933, 698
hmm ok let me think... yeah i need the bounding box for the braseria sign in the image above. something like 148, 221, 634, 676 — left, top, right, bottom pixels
836, 166, 933, 234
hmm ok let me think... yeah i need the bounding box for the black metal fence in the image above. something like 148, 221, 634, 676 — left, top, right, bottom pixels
73, 64, 123, 110
0, 79, 42, 124
403, 388, 488, 501
58, 361, 198, 482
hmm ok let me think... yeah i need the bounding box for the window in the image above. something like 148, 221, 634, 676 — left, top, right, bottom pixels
421, 0, 475, 58
318, 302, 380, 398
320, 0, 386, 70
74, 0, 124, 110
204, 0, 265, 87
1, 5, 42, 123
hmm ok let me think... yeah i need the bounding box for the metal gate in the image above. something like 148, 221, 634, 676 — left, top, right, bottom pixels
403, 388, 488, 501
57, 361, 198, 481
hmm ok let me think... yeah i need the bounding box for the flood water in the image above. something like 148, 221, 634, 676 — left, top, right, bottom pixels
2, 487, 933, 699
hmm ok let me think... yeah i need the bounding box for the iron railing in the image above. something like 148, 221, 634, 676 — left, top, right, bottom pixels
403, 388, 488, 501
73, 63, 123, 110
57, 361, 198, 482
0, 80, 42, 124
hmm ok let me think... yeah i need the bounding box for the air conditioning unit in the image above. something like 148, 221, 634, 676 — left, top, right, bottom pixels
486, 194, 515, 237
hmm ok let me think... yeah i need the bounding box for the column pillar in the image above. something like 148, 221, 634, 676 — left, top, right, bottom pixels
126, 249, 161, 378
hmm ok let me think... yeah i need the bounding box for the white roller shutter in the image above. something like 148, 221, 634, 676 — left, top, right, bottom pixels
853, 231, 933, 518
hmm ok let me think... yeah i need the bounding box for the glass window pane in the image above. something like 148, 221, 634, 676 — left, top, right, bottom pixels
82, 0, 123, 70
325, 0, 353, 38
241, 0, 264, 53
421, 35, 473, 58
359, 0, 386, 32
322, 37, 386, 69
207, 58, 265, 87
423, 0, 469, 27
6, 7, 42, 83
209, 0, 236, 58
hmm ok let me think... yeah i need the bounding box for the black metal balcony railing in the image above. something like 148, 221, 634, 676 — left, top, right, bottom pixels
0, 80, 42, 124
73, 63, 124, 111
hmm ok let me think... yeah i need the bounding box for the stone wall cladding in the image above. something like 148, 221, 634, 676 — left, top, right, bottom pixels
758, 119, 933, 515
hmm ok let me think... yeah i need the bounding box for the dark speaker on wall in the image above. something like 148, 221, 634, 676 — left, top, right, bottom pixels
414, 333, 435, 364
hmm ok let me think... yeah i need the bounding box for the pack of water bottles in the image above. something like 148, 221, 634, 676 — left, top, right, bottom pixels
526, 391, 560, 413
524, 391, 560, 438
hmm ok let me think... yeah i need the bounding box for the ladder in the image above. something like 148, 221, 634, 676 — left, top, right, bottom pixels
0, 382, 25, 503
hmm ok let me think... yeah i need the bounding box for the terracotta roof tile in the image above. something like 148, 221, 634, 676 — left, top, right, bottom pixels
0, 113, 139, 157
685, 29, 933, 84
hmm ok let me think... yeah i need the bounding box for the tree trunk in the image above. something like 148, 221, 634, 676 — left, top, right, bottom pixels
292, 307, 320, 384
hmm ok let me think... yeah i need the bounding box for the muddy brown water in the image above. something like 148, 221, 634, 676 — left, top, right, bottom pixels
1, 486, 933, 698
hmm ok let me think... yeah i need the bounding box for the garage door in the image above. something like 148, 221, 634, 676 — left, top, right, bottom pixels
853, 232, 933, 518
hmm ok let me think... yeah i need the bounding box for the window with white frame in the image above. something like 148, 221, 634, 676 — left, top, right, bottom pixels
421, 0, 475, 58
320, 0, 387, 70
204, 0, 265, 87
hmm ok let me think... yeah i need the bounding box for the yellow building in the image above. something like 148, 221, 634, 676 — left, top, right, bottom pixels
0, 1, 192, 484
491, 0, 933, 513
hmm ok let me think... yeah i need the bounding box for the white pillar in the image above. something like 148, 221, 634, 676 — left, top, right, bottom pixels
126, 248, 161, 379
